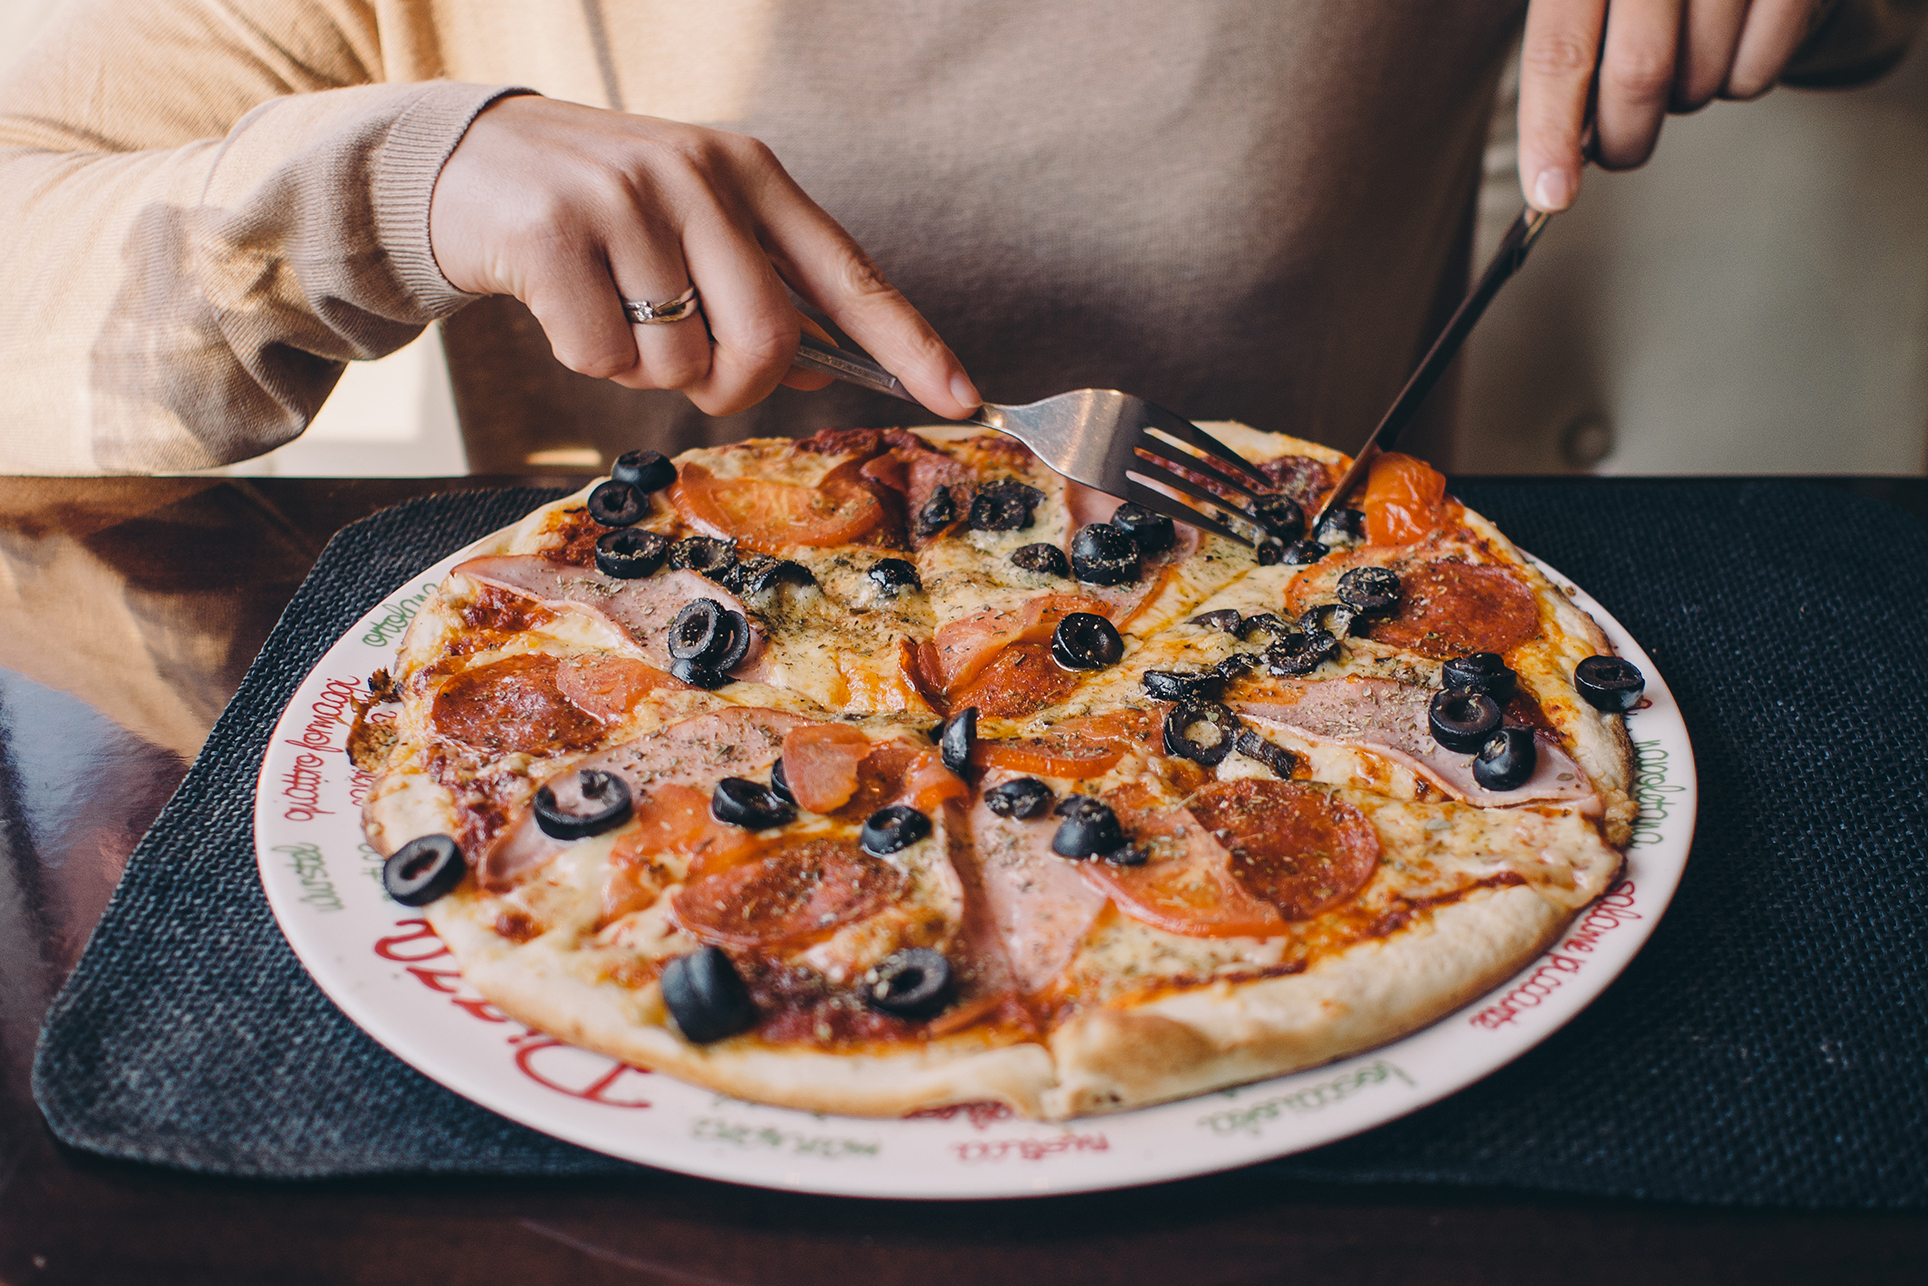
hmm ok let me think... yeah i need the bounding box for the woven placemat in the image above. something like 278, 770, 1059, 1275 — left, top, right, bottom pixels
33, 481, 1928, 1206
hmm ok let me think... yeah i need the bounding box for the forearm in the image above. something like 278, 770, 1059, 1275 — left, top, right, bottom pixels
0, 79, 522, 473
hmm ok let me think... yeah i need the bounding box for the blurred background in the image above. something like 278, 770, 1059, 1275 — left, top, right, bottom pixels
7, 0, 1925, 479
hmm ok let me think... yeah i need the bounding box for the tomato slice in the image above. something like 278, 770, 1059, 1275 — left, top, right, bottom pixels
946, 640, 1082, 718
780, 723, 872, 814
672, 459, 884, 552
554, 653, 673, 721
611, 782, 762, 882
1081, 808, 1285, 939
970, 736, 1123, 779
1362, 451, 1448, 545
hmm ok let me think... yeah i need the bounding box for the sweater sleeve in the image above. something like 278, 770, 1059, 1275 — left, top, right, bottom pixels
1785, 0, 1928, 88
0, 0, 527, 473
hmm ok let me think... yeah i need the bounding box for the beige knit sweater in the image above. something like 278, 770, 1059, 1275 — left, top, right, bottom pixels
1, 0, 1919, 475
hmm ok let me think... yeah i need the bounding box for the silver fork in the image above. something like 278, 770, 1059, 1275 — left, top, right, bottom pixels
792, 334, 1274, 546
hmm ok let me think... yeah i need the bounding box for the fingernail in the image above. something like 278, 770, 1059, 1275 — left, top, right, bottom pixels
1532, 169, 1574, 212
950, 372, 982, 413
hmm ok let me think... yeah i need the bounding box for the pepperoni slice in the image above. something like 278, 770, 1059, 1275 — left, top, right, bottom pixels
612, 782, 763, 880
554, 653, 673, 721
672, 459, 884, 553
1362, 452, 1448, 545
1185, 779, 1380, 920
672, 838, 908, 947
430, 654, 605, 755
780, 724, 873, 814
947, 641, 1082, 718
1362, 560, 1541, 659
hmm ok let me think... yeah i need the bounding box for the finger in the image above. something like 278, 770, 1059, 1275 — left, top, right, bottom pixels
1594, 0, 1683, 170
1725, 0, 1816, 99
1673, 0, 1748, 111
779, 314, 836, 393
676, 200, 811, 417
1519, 0, 1607, 211
745, 165, 980, 417
603, 218, 714, 395
518, 235, 647, 385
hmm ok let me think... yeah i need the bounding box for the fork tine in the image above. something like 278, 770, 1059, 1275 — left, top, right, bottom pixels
1140, 412, 1274, 489
1123, 480, 1253, 547
1127, 456, 1274, 541
1133, 433, 1268, 505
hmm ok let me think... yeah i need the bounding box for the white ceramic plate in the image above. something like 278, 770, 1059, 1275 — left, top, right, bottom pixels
255, 541, 1694, 1200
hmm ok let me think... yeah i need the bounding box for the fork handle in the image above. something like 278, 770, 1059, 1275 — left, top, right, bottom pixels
793, 333, 922, 404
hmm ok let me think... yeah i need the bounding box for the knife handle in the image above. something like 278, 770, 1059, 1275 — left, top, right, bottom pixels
793, 333, 922, 404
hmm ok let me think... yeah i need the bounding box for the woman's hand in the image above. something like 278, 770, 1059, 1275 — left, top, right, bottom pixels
428, 95, 981, 418
1518, 0, 1820, 211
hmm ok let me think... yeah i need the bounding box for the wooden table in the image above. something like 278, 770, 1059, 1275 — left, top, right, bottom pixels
3, 475, 1924, 1285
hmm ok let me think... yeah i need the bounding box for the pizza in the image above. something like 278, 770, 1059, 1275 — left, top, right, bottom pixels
353, 423, 1640, 1120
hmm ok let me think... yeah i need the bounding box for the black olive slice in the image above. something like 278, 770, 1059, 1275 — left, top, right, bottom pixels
967, 480, 1044, 531
1575, 655, 1645, 712
916, 486, 956, 536
1256, 538, 1287, 566
534, 769, 634, 840
1300, 602, 1360, 638
984, 777, 1053, 819
1141, 669, 1223, 702
1316, 507, 1367, 543
1213, 652, 1259, 680
668, 599, 728, 663
1239, 613, 1291, 642
1264, 630, 1339, 677
669, 657, 731, 690
863, 947, 954, 1019
382, 834, 467, 906
939, 706, 977, 775
1247, 494, 1304, 540
1110, 502, 1175, 553
1442, 652, 1517, 702
1101, 843, 1150, 867
661, 945, 758, 1043
1010, 543, 1071, 577
1429, 689, 1504, 753
868, 558, 921, 595
729, 554, 814, 595
769, 756, 796, 805
711, 777, 796, 829
594, 528, 668, 580
1189, 609, 1244, 633
1473, 726, 1538, 790
611, 449, 677, 493
861, 804, 932, 855
1163, 699, 1241, 766
669, 535, 739, 578
1069, 523, 1140, 586
1283, 538, 1329, 565
1051, 612, 1125, 670
1336, 566, 1402, 615
1233, 729, 1298, 778
1051, 795, 1124, 859
586, 480, 645, 527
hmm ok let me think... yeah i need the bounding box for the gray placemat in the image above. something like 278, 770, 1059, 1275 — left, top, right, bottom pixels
33, 481, 1928, 1205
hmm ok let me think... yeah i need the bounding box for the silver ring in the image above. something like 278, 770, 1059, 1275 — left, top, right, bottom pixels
621, 285, 700, 326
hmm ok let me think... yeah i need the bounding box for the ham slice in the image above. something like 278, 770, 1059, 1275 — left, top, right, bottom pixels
1234, 678, 1599, 811
966, 776, 1109, 993
480, 707, 811, 889
453, 556, 766, 679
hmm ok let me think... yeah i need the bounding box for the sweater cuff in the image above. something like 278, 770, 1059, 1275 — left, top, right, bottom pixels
373, 82, 537, 318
